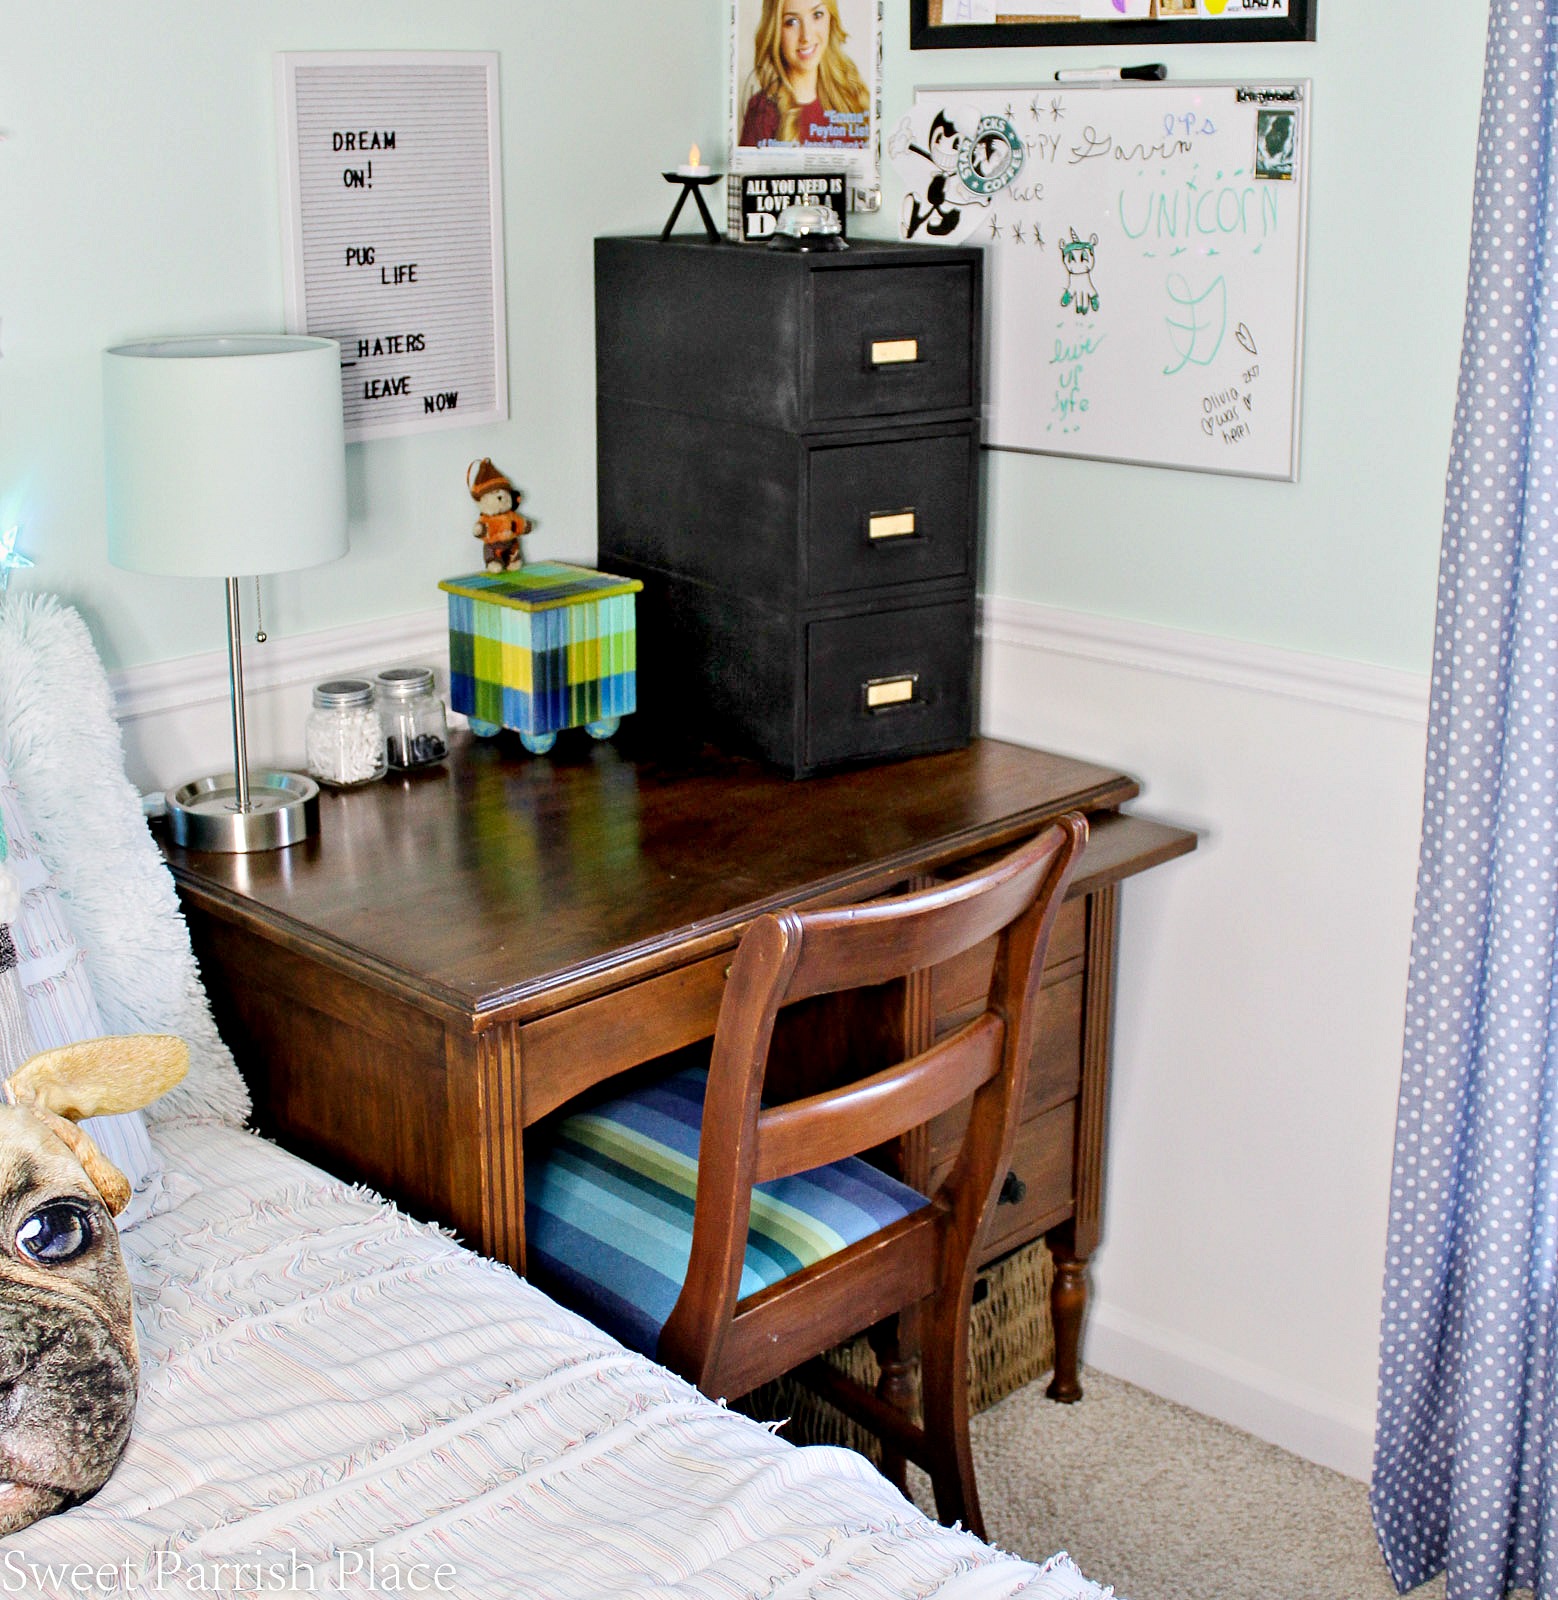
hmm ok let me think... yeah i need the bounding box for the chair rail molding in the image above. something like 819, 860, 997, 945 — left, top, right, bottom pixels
108, 606, 451, 795
979, 596, 1431, 727
110, 596, 1430, 732
109, 605, 450, 724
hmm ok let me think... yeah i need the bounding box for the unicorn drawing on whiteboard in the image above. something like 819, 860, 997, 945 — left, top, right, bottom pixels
1059, 230, 1100, 315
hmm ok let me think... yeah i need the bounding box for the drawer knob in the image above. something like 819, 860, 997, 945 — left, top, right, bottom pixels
870, 337, 919, 367
868, 510, 917, 542
998, 1169, 1027, 1207
863, 675, 917, 712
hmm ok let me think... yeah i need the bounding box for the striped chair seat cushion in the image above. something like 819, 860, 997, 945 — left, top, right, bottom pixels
526, 1066, 929, 1359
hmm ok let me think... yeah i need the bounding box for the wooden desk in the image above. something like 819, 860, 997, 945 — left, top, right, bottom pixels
162, 733, 1193, 1399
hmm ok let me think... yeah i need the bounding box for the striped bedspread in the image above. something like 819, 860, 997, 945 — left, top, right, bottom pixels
1, 1122, 1113, 1599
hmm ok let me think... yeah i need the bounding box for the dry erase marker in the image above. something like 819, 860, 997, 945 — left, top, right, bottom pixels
1055, 64, 1167, 82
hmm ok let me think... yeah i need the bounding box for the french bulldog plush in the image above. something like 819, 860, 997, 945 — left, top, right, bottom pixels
0, 1034, 187, 1536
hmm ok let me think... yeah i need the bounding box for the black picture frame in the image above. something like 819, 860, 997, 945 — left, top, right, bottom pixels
909, 1, 1314, 50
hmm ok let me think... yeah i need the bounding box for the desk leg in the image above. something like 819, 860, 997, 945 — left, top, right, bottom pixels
447, 1026, 527, 1277
1047, 880, 1118, 1405
1045, 1228, 1088, 1403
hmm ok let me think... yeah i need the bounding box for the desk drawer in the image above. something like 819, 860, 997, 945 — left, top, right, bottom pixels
928, 1101, 1076, 1263
927, 971, 1084, 1163
981, 1104, 1076, 1260
519, 952, 732, 1123
805, 597, 974, 769
808, 263, 976, 421
806, 430, 975, 598
932, 897, 1086, 1016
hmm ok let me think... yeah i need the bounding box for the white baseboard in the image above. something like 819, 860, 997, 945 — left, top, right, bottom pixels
1084, 1303, 1377, 1482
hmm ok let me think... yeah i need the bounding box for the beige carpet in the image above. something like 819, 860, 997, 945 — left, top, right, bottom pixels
904, 1368, 1461, 1600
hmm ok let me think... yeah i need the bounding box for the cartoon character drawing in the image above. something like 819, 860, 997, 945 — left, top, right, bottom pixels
1059, 230, 1100, 315
894, 109, 989, 239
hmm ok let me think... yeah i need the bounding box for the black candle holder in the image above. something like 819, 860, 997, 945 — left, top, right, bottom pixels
661, 171, 722, 243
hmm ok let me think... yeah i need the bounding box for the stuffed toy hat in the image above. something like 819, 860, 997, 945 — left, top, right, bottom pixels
467, 457, 512, 502
0, 1033, 187, 1535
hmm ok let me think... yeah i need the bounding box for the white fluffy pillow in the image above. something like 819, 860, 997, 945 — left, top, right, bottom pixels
0, 758, 159, 1217
0, 593, 249, 1127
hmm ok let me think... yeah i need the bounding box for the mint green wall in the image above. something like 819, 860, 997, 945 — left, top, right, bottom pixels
3, 4, 1488, 676
0, 2, 726, 672
866, 5, 1490, 673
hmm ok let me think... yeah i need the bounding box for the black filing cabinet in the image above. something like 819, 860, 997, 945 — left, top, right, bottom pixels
595, 235, 983, 777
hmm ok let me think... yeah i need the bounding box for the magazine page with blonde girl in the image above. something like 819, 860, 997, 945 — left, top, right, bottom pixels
728, 0, 880, 193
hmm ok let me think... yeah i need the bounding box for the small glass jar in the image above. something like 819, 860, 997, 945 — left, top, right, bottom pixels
305, 678, 386, 788
375, 666, 450, 770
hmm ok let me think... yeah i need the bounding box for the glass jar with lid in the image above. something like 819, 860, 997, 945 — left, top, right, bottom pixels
305, 678, 386, 788
374, 666, 449, 770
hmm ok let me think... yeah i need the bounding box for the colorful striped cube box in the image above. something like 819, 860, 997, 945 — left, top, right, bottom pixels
440, 563, 642, 754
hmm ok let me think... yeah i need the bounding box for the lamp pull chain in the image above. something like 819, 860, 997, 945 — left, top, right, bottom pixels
254, 577, 267, 644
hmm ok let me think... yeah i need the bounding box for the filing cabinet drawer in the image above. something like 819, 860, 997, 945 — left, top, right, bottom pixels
806, 429, 976, 598
805, 598, 974, 769
596, 239, 981, 434
599, 405, 976, 609
809, 264, 977, 421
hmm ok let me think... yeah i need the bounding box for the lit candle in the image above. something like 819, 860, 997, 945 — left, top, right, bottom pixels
676, 143, 711, 178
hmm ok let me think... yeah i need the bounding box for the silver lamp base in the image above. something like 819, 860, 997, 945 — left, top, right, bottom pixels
166, 770, 320, 853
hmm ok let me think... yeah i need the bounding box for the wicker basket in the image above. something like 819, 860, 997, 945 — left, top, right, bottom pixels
969, 1235, 1055, 1411
737, 1237, 1055, 1462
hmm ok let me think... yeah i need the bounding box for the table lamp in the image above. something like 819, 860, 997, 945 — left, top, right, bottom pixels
103, 335, 348, 853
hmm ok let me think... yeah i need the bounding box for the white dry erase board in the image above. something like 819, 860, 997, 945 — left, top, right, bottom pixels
891, 81, 1310, 479
276, 52, 508, 443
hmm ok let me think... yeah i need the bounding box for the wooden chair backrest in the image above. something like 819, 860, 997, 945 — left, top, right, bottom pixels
660, 813, 1088, 1387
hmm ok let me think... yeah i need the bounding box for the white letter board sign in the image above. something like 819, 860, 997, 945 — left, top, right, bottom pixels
276, 52, 508, 443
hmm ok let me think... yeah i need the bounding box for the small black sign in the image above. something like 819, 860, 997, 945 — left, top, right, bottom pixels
728, 172, 849, 244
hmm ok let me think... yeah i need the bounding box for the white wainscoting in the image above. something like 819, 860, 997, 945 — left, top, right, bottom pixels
981, 597, 1429, 1481
112, 598, 1430, 1479
110, 607, 451, 796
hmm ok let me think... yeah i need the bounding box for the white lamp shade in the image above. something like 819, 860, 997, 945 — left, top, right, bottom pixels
103, 335, 349, 578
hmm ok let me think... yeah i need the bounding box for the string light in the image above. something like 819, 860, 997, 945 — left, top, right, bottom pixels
0, 527, 33, 591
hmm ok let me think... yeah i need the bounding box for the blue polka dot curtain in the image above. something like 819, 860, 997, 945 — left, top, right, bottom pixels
1372, 7, 1558, 1597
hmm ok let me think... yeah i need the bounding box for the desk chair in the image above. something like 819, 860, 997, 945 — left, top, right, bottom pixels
526, 814, 1087, 1537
